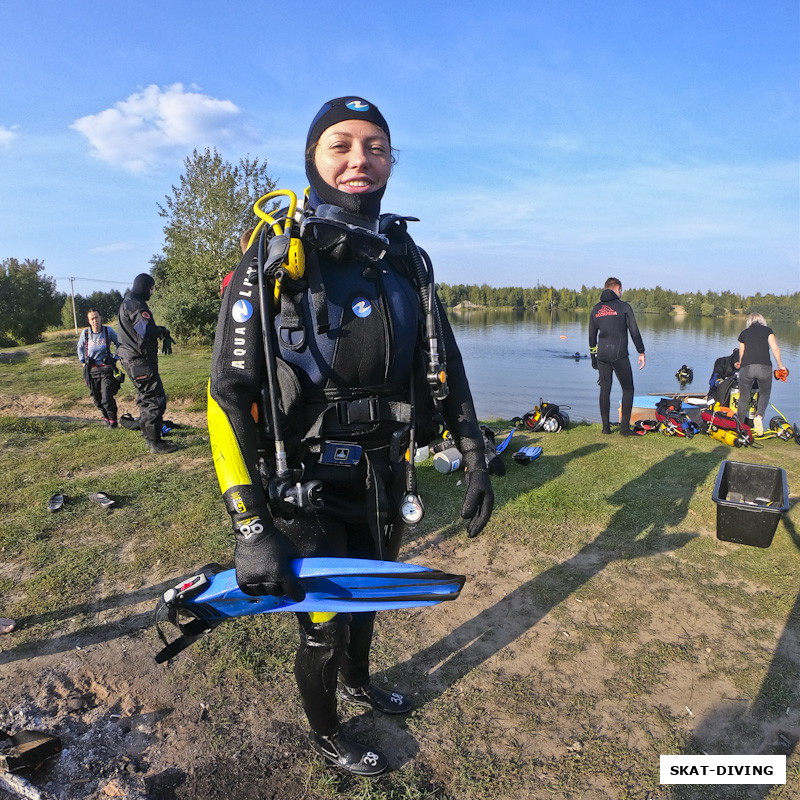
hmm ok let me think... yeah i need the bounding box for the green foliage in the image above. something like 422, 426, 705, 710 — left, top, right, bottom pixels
151, 147, 277, 341
0, 258, 62, 344
60, 289, 123, 330
745, 292, 800, 323
437, 281, 799, 319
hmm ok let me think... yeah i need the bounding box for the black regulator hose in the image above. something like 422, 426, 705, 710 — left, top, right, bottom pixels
257, 228, 290, 479
400, 229, 448, 401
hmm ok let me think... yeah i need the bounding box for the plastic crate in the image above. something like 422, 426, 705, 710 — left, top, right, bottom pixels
712, 461, 789, 548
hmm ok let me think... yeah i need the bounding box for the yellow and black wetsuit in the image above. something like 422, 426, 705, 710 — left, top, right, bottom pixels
208, 222, 488, 736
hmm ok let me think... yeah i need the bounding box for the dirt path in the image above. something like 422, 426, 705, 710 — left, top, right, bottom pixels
0, 393, 206, 429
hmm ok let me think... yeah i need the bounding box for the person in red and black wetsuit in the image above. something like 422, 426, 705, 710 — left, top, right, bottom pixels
589, 277, 646, 436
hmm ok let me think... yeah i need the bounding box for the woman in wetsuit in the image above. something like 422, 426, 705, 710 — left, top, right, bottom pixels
207, 97, 493, 777
735, 312, 787, 435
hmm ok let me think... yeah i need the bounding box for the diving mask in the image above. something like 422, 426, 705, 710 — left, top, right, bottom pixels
300, 204, 389, 263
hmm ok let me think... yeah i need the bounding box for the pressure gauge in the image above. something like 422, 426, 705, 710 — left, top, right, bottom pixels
400, 493, 424, 525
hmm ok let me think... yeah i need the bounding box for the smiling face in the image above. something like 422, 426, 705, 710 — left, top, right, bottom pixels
313, 119, 392, 196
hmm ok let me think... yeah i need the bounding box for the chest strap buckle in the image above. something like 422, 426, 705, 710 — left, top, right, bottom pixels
337, 397, 380, 424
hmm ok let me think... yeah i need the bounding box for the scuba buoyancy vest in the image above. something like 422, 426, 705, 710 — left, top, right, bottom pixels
82, 325, 112, 366
250, 207, 446, 459
655, 398, 701, 438
707, 349, 739, 404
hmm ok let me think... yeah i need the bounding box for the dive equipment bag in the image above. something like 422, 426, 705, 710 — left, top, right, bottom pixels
521, 400, 570, 432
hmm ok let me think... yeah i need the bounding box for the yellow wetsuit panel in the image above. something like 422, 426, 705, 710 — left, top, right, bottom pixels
207, 382, 252, 493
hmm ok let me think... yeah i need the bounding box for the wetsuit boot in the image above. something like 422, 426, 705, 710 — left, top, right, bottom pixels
337, 612, 412, 713
310, 730, 388, 777
336, 680, 412, 714
296, 613, 388, 776
143, 418, 178, 453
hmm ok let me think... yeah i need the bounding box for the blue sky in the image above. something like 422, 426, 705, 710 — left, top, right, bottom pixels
1, 1, 798, 299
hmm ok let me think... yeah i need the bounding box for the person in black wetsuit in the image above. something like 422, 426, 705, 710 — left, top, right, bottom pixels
207, 96, 494, 777
117, 273, 177, 454
588, 277, 646, 436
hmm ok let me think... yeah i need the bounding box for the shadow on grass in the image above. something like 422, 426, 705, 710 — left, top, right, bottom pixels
387, 447, 729, 722
404, 442, 609, 550
0, 572, 211, 666
676, 497, 800, 800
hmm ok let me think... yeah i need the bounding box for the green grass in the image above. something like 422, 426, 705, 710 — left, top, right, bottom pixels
1, 340, 799, 799
0, 332, 213, 410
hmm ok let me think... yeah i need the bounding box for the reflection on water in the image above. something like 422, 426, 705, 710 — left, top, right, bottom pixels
448, 309, 800, 425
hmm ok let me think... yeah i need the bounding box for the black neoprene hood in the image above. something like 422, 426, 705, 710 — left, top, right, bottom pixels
305, 96, 391, 218
132, 273, 155, 297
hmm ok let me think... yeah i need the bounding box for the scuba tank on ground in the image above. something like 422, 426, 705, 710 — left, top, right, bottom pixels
727, 387, 758, 421
708, 425, 746, 447
749, 405, 797, 443
431, 432, 462, 474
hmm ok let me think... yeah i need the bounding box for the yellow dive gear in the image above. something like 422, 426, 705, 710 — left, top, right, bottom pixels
250, 189, 305, 300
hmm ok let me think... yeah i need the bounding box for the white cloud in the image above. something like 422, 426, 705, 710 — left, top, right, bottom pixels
0, 125, 20, 146
390, 158, 799, 290
89, 241, 135, 254
71, 84, 242, 172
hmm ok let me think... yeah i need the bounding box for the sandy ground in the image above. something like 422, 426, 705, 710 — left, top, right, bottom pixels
1, 395, 797, 800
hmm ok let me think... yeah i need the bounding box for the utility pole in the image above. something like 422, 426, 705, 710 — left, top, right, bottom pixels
69, 277, 78, 334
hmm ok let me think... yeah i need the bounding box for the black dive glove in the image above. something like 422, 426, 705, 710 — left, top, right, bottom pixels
591, 354, 598, 370
460, 459, 494, 538
160, 328, 174, 355
234, 519, 305, 601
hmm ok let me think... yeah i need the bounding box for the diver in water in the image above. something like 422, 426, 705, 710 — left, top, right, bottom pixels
588, 277, 645, 435
208, 97, 494, 777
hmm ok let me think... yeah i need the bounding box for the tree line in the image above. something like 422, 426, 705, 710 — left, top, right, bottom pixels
2, 147, 797, 346
437, 283, 799, 322
0, 257, 125, 346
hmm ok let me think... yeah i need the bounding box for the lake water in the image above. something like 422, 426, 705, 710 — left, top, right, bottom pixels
448, 310, 800, 426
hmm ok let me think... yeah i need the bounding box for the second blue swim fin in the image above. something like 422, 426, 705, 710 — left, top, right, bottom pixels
512, 445, 543, 464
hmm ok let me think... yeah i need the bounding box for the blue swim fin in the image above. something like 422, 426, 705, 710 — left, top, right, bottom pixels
155, 558, 466, 663
512, 445, 543, 464
495, 429, 515, 454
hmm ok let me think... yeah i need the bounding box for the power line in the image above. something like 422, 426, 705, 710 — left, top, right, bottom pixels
53, 276, 132, 285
